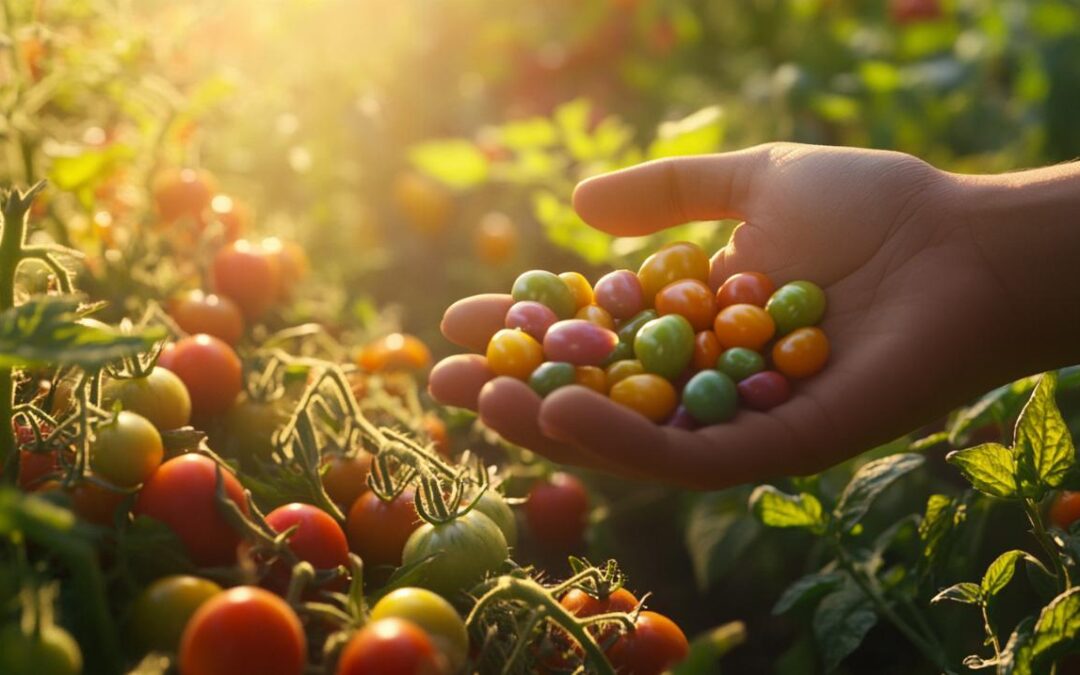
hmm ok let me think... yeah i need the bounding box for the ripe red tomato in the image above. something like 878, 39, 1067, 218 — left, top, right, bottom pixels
265, 503, 350, 573
153, 168, 217, 223
158, 335, 243, 420
606, 611, 689, 675
211, 240, 281, 321
560, 587, 639, 617
1050, 491, 1080, 530
261, 237, 309, 301
134, 454, 250, 567
890, 0, 942, 24
321, 453, 373, 509
179, 586, 306, 675
525, 473, 589, 551
169, 290, 245, 346
345, 489, 421, 568
736, 371, 791, 411
336, 618, 445, 675
17, 449, 60, 490
716, 272, 775, 308
68, 480, 127, 526
203, 194, 251, 242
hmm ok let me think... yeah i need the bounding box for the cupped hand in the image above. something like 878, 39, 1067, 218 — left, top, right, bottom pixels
429, 142, 1030, 490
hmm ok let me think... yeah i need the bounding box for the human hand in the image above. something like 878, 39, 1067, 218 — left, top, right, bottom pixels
429, 143, 1078, 489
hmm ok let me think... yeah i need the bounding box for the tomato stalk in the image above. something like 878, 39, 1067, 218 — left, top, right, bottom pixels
1024, 498, 1071, 592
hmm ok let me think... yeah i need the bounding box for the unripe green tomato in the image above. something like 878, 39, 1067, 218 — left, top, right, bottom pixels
616, 309, 659, 344
765, 281, 826, 335
91, 411, 164, 488
681, 370, 738, 424
717, 347, 766, 382
528, 362, 576, 397
633, 315, 695, 380
602, 340, 634, 367
370, 588, 468, 672
511, 270, 576, 319
131, 575, 223, 653
223, 396, 286, 464
401, 510, 508, 597
473, 489, 517, 547
0, 623, 82, 675
103, 367, 192, 431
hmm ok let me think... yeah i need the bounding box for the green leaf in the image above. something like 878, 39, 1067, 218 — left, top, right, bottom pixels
0, 297, 164, 368
946, 443, 1018, 498
834, 453, 924, 532
47, 142, 134, 190
1000, 616, 1036, 675
749, 485, 826, 533
773, 569, 843, 615
408, 139, 489, 189
931, 582, 982, 605
948, 377, 1039, 446
531, 190, 613, 265
981, 550, 1033, 598
673, 621, 747, 675
496, 117, 558, 150
684, 493, 761, 592
813, 579, 878, 672
647, 106, 724, 159
919, 494, 967, 570
1028, 587, 1080, 670
1014, 372, 1075, 496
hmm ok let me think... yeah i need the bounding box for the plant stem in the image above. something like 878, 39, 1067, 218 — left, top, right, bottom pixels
0, 190, 31, 481
981, 602, 1002, 659
1025, 499, 1070, 592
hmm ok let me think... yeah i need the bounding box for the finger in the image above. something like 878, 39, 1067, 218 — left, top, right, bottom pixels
572, 148, 769, 237
428, 354, 494, 410
440, 294, 514, 352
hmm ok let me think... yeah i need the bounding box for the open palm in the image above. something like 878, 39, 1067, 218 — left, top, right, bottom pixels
430, 143, 1034, 489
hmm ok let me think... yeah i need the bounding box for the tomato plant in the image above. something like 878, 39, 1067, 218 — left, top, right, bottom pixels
401, 509, 509, 597
211, 240, 282, 321
525, 473, 589, 551
103, 367, 191, 432
606, 611, 689, 675
169, 291, 245, 346
0, 622, 82, 675
370, 588, 469, 671
131, 575, 223, 653
90, 411, 164, 488
158, 335, 243, 420
345, 489, 420, 568
265, 502, 350, 576
336, 618, 444, 675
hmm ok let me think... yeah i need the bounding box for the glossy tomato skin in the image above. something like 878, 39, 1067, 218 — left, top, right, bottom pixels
16, 449, 60, 490
562, 587, 640, 644
91, 411, 164, 488
486, 329, 545, 380
169, 290, 244, 346
179, 586, 306, 675
610, 374, 678, 422
637, 242, 710, 303
713, 304, 775, 351
575, 365, 607, 394
505, 301, 559, 342
543, 320, 619, 366
204, 194, 250, 242
0, 622, 82, 675
260, 237, 308, 300
681, 371, 738, 425
336, 618, 445, 675
159, 335, 242, 420
103, 367, 191, 432
68, 480, 127, 526
1050, 491, 1080, 530
529, 362, 577, 397
401, 510, 509, 597
321, 453, 372, 509
717, 347, 766, 382
474, 212, 518, 264
222, 396, 285, 465
634, 315, 695, 380
606, 611, 689, 675
604, 360, 645, 390
473, 489, 518, 547
211, 240, 281, 321
134, 454, 250, 567
765, 281, 826, 336
131, 575, 223, 653
736, 371, 792, 411
575, 304, 615, 330
655, 279, 718, 332
266, 503, 350, 573
559, 272, 594, 310
716, 272, 775, 308
371, 588, 468, 672
511, 270, 576, 319
692, 331, 722, 371
345, 489, 420, 568
594, 270, 645, 320
772, 326, 830, 379
616, 309, 659, 345
525, 473, 589, 551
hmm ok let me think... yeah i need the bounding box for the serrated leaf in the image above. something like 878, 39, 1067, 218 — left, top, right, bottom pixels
1028, 587, 1080, 670
931, 582, 982, 605
0, 297, 164, 368
1014, 372, 1075, 495
948, 377, 1039, 446
684, 493, 761, 592
919, 494, 967, 569
773, 570, 843, 615
999, 616, 1037, 675
749, 485, 826, 533
408, 139, 489, 189
946, 443, 1018, 498
813, 579, 878, 672
834, 453, 924, 531
981, 550, 1033, 598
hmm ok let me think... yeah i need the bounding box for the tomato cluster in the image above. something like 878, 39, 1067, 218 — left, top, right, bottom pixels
482, 241, 830, 426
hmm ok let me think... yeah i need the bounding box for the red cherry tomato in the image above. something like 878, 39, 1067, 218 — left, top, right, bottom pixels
68, 480, 127, 526
772, 327, 829, 379
153, 168, 217, 223
606, 611, 689, 675
158, 335, 242, 420
691, 331, 722, 371
17, 449, 60, 490
211, 240, 281, 321
736, 371, 791, 411
505, 301, 560, 342
543, 320, 619, 367
265, 503, 350, 571
593, 270, 645, 320
179, 586, 306, 675
336, 618, 445, 675
561, 587, 639, 643
525, 473, 589, 551
345, 489, 421, 568
716, 272, 775, 308
1050, 491, 1080, 530
655, 279, 718, 332
322, 453, 372, 509
134, 454, 250, 567
170, 290, 245, 346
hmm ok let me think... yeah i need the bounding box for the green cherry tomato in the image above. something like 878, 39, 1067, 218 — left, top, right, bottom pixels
370, 588, 469, 672
717, 347, 766, 382
633, 315, 695, 380
616, 309, 659, 344
602, 340, 634, 367
681, 370, 738, 425
102, 367, 192, 431
401, 510, 508, 598
0, 623, 82, 675
765, 281, 826, 335
529, 362, 577, 397
511, 270, 576, 319
473, 489, 518, 547
131, 575, 223, 653
91, 410, 164, 488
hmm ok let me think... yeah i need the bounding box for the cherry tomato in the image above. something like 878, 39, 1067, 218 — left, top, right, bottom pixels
634, 315, 695, 380
692, 331, 722, 371
91, 411, 164, 488
616, 309, 659, 344
179, 586, 306, 675
713, 304, 775, 351
393, 171, 454, 235
1050, 491, 1080, 530
529, 361, 577, 397
222, 395, 285, 465
68, 480, 127, 526
716, 271, 775, 308
169, 290, 245, 346
890, 0, 942, 24
153, 168, 217, 223
736, 371, 792, 411
134, 454, 250, 567
204, 194, 250, 241
486, 329, 545, 380
473, 489, 518, 547
505, 301, 559, 342
765, 281, 826, 335
605, 359, 645, 390
211, 240, 281, 321
345, 489, 420, 568
606, 611, 689, 675
266, 503, 350, 571
543, 320, 619, 366
655, 279, 718, 331
103, 367, 191, 431
772, 327, 830, 379
359, 333, 432, 372
261, 237, 309, 300
422, 414, 451, 457
474, 212, 518, 264
511, 270, 576, 319
525, 473, 589, 551
132, 575, 223, 652
575, 304, 615, 330
637, 242, 710, 304
371, 588, 468, 672
682, 371, 738, 425
0, 623, 82, 675
336, 618, 444, 675
561, 587, 639, 643
666, 405, 699, 430
717, 347, 766, 382
402, 510, 508, 596
610, 374, 678, 422
559, 271, 594, 310
594, 270, 645, 320
17, 449, 60, 491
158, 335, 242, 420
575, 365, 607, 394
321, 453, 372, 509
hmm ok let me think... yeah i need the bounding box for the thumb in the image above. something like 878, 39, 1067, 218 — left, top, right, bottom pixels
572, 147, 769, 237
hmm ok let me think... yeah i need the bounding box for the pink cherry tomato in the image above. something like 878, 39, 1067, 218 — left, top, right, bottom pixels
505, 301, 559, 342
736, 371, 791, 411
543, 320, 619, 366
594, 270, 645, 320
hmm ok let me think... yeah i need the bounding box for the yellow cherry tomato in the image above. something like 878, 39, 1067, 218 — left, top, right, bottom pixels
559, 272, 594, 310
575, 366, 607, 394
486, 329, 545, 380
609, 374, 677, 422
604, 359, 646, 390
575, 304, 615, 330
637, 242, 711, 304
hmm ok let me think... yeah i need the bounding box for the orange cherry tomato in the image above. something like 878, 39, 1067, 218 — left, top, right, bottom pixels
211, 240, 281, 321
358, 334, 432, 372
609, 374, 677, 422
393, 172, 453, 235
153, 168, 217, 223
604, 360, 645, 390
559, 272, 594, 310
606, 611, 689, 675
637, 242, 710, 304
713, 304, 775, 351
486, 329, 544, 380
772, 327, 829, 379
261, 237, 309, 301
345, 489, 420, 568
204, 194, 251, 242
321, 453, 373, 509
575, 366, 607, 394
654, 279, 718, 331
474, 212, 518, 264
716, 271, 775, 308
692, 331, 722, 371
574, 304, 615, 330
170, 291, 245, 346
